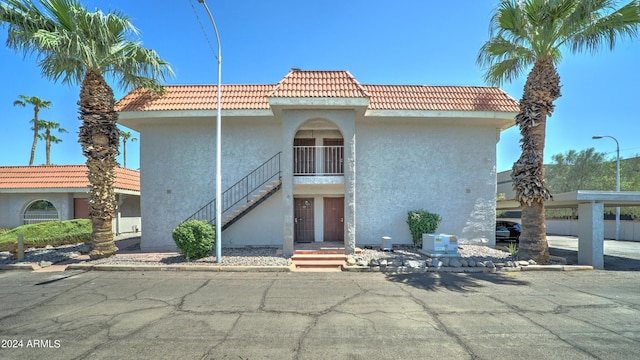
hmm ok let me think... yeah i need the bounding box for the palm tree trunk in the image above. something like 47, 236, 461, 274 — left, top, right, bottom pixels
123, 138, 127, 169
78, 69, 120, 259
45, 136, 51, 165
29, 107, 39, 166
511, 56, 561, 264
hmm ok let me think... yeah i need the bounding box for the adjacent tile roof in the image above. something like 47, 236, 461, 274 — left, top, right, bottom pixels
115, 69, 519, 113
116, 84, 272, 112
363, 85, 520, 112
0, 165, 140, 192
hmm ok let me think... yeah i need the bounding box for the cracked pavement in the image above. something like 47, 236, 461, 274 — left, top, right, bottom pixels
0, 270, 639, 359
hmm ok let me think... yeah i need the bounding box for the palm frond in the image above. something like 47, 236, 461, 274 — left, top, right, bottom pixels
567, 0, 640, 53
2, 0, 173, 91
477, 35, 536, 86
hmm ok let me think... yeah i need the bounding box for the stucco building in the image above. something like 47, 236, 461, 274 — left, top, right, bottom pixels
0, 165, 141, 234
116, 69, 519, 255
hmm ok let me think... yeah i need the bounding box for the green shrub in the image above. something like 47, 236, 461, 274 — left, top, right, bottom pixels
406, 210, 442, 247
0, 219, 91, 252
172, 220, 215, 261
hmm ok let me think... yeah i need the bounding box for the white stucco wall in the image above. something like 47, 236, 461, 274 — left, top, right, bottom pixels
1, 192, 140, 234
136, 115, 282, 251
0, 193, 73, 228
125, 108, 506, 251
221, 192, 283, 247
355, 118, 498, 247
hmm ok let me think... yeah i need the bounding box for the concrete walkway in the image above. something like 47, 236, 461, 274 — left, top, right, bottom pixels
547, 235, 640, 271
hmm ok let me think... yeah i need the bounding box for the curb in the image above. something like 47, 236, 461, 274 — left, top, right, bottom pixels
2, 263, 594, 273
0, 263, 38, 271
66, 263, 291, 272
342, 264, 594, 273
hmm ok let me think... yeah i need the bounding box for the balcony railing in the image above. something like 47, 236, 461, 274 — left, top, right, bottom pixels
294, 145, 344, 175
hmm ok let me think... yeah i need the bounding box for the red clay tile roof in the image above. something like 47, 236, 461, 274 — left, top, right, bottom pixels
115, 69, 519, 113
268, 70, 371, 98
0, 165, 140, 192
116, 84, 272, 112
363, 85, 519, 112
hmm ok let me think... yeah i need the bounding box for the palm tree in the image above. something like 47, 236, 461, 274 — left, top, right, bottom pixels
119, 130, 137, 169
478, 0, 640, 263
13, 94, 51, 166
36, 119, 68, 165
1, 0, 173, 259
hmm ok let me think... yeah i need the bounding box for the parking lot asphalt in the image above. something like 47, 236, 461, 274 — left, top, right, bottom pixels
1, 267, 639, 359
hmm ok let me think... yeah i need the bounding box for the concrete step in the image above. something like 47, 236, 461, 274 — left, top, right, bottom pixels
292, 259, 345, 272
290, 253, 347, 272
293, 264, 343, 272
291, 253, 347, 261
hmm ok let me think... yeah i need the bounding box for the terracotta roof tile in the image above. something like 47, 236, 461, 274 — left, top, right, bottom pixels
268, 69, 370, 98
363, 85, 519, 112
0, 165, 140, 192
116, 84, 272, 112
115, 69, 519, 113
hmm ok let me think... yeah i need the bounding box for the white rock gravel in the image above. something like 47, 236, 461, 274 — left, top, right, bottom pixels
2, 242, 517, 268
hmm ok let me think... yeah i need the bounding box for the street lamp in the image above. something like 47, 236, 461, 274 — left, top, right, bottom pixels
198, 0, 222, 262
592, 135, 620, 241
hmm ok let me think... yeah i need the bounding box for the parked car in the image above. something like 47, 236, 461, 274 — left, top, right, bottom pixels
496, 220, 520, 242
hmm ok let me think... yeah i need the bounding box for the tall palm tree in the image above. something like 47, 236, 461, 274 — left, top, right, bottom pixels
1, 0, 173, 259
119, 129, 137, 169
36, 119, 67, 165
478, 0, 639, 263
13, 94, 51, 166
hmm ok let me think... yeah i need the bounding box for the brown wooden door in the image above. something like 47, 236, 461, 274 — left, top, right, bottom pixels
294, 138, 316, 175
323, 138, 344, 175
73, 198, 89, 219
323, 197, 344, 242
294, 198, 315, 243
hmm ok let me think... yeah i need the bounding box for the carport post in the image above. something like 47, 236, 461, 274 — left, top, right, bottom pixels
578, 202, 605, 269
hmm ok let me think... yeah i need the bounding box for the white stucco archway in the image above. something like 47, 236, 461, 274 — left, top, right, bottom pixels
23, 199, 59, 225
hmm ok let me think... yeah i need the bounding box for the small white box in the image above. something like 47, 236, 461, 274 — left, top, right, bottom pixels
422, 234, 458, 254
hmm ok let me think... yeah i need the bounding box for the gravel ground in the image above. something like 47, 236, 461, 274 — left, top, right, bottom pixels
1, 240, 515, 267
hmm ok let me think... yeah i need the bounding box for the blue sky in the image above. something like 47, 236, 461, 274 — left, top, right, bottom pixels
1, 0, 638, 172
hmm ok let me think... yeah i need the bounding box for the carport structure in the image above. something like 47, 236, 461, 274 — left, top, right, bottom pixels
498, 190, 640, 269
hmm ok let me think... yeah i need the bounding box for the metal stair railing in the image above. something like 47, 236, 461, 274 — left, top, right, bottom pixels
185, 152, 282, 229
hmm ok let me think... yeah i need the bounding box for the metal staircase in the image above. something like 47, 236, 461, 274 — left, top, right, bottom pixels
185, 152, 282, 230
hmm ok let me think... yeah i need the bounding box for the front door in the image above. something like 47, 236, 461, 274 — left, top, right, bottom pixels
324, 197, 344, 242
294, 198, 315, 243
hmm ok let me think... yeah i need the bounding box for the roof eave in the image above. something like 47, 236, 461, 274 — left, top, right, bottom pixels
364, 109, 517, 129
268, 97, 370, 117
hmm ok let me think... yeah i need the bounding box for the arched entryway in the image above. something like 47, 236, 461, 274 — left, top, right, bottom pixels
23, 199, 59, 224
292, 119, 345, 244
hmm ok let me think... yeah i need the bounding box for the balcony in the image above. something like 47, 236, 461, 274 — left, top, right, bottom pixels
294, 146, 344, 176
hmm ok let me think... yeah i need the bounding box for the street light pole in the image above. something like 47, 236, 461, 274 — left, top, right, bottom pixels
592, 135, 620, 241
198, 0, 222, 262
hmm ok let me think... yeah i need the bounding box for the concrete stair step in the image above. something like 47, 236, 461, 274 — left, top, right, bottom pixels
293, 265, 343, 272
291, 254, 347, 262
294, 249, 346, 255
292, 259, 345, 272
